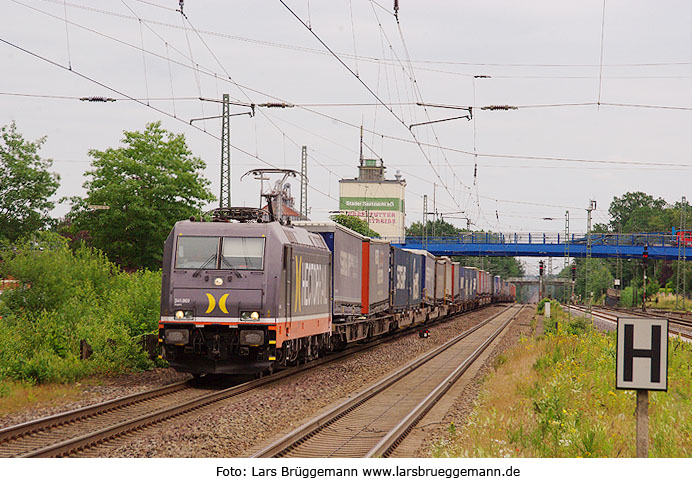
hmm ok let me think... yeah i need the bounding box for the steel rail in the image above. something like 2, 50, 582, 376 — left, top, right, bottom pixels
251, 305, 518, 458
367, 305, 525, 458
0, 380, 191, 444
4, 303, 507, 457
568, 305, 692, 340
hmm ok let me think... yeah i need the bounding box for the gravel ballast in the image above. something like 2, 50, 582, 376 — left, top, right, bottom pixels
82, 305, 510, 457
1, 304, 530, 458
0, 369, 190, 430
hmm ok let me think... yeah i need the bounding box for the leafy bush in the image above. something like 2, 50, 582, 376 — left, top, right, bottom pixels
0, 233, 161, 383
620, 286, 634, 307
536, 298, 560, 314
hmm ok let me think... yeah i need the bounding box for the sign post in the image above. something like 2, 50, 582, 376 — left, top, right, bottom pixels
616, 317, 668, 458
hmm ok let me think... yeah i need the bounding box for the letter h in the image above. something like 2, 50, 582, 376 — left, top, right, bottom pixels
623, 324, 661, 383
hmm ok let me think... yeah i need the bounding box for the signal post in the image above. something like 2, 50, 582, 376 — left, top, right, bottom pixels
616, 316, 668, 457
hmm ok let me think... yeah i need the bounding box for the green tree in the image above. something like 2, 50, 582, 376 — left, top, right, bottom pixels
406, 219, 459, 237
69, 122, 214, 269
0, 122, 60, 241
607, 192, 672, 232
330, 214, 381, 237
562, 258, 614, 303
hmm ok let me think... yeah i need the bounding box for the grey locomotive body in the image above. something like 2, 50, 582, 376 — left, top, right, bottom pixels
159, 220, 331, 374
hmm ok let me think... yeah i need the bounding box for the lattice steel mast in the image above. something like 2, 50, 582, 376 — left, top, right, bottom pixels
586, 200, 596, 315
220, 93, 231, 208
676, 196, 687, 310
300, 145, 308, 220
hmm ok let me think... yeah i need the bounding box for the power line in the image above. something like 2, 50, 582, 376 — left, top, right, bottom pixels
278, 0, 468, 215
10, 1, 692, 209
10, 90, 692, 115
0, 35, 339, 205
17, 0, 344, 195
37, 0, 692, 73
296, 104, 692, 168
597, 0, 607, 106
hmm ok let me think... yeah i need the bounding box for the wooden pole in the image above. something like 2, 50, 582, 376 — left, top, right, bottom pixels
635, 390, 649, 457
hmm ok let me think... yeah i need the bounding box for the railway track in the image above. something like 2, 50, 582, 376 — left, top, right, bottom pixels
569, 305, 692, 341
253, 304, 524, 458
0, 304, 509, 458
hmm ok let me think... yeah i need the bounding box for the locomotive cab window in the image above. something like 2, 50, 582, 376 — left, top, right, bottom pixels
221, 237, 265, 270
175, 236, 219, 269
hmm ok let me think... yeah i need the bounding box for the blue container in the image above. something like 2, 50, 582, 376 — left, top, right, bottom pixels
391, 247, 423, 310
408, 250, 435, 305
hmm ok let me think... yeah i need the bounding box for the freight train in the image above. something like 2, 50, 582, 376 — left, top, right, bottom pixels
158, 219, 515, 376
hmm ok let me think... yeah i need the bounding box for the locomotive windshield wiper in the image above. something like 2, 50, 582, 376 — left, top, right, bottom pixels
192, 254, 217, 277
221, 255, 243, 278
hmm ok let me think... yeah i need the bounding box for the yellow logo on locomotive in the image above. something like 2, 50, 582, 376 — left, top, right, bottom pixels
205, 293, 229, 314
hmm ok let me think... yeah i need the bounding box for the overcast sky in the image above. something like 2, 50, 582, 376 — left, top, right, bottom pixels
3, 1, 692, 274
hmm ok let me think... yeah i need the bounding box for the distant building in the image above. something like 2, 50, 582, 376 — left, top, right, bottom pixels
261, 182, 302, 222
339, 158, 406, 242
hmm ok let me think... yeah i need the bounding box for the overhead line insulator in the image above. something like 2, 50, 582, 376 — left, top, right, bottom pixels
80, 96, 116, 102
481, 105, 518, 111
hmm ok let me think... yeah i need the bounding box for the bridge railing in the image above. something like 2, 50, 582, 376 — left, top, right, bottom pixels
405, 232, 680, 247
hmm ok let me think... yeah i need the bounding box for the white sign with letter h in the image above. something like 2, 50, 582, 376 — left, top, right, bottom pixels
616, 317, 668, 391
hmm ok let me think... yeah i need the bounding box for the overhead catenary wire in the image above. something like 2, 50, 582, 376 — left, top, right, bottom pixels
389, 3, 472, 194
138, 19, 150, 105
0, 36, 339, 205
172, 6, 356, 196
7, 0, 357, 203
61, 0, 72, 70
35, 0, 692, 74
278, 0, 468, 215
9, 0, 689, 214
8, 90, 692, 114
597, 0, 607, 107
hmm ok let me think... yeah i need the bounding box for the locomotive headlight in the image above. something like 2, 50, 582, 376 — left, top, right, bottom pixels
174, 310, 194, 320
214, 277, 223, 286
240, 311, 261, 321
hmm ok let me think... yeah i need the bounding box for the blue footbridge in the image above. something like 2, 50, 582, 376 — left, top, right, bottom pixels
397, 232, 692, 260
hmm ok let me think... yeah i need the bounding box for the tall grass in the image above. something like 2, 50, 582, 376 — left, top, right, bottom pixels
0, 233, 161, 383
433, 304, 692, 457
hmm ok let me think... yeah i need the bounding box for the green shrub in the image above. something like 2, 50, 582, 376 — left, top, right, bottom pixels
620, 286, 634, 307
0, 233, 161, 383
537, 298, 561, 315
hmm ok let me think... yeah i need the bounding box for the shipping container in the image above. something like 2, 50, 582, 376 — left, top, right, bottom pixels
484, 271, 492, 296
435, 256, 452, 303
408, 249, 436, 304
409, 250, 423, 308
466, 267, 480, 298
463, 267, 476, 302
391, 247, 423, 310
493, 275, 501, 300
292, 221, 363, 317
453, 262, 462, 302
444, 259, 453, 301
368, 239, 391, 314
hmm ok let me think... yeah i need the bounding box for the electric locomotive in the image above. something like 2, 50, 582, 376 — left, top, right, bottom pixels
159, 219, 332, 374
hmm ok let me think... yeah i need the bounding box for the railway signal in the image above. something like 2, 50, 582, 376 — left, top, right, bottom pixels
539, 261, 544, 276
571, 263, 577, 281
